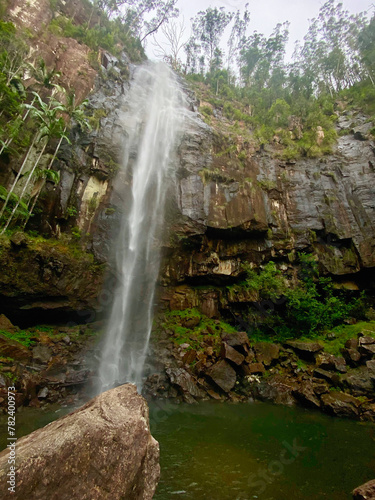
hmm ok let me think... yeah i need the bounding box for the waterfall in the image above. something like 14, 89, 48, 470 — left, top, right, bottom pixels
97, 63, 185, 392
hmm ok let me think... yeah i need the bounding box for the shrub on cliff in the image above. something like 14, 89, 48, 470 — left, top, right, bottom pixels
238, 254, 366, 339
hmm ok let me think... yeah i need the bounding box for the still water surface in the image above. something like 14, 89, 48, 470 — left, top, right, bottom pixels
150, 401, 375, 500
1, 400, 374, 500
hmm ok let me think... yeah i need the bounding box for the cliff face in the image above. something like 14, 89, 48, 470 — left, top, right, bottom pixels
174, 117, 375, 274
157, 99, 375, 317
0, 0, 130, 318
1, 0, 375, 420
1, 0, 375, 322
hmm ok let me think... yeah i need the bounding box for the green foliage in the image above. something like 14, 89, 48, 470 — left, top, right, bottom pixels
187, 7, 234, 73
185, 2, 374, 159
234, 254, 367, 340
341, 82, 375, 116
33, 167, 60, 184
268, 99, 291, 127
0, 329, 36, 348
160, 308, 237, 355
2, 371, 18, 383
48, 13, 144, 63
283, 277, 355, 336
87, 50, 100, 70
261, 253, 365, 337
257, 179, 277, 191
243, 261, 286, 300
300, 321, 375, 356
71, 226, 81, 240
87, 107, 108, 130
296, 359, 307, 371
200, 105, 213, 116
0, 21, 28, 129
95, 0, 178, 45
88, 196, 98, 213
199, 167, 235, 184
228, 261, 286, 302
49, 0, 58, 11
0, 186, 29, 224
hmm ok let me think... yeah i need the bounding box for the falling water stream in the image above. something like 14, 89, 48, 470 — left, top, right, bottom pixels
97, 63, 185, 392
2, 64, 374, 500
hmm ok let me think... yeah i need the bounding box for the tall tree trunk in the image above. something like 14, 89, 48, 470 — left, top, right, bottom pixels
0, 97, 36, 156
0, 133, 38, 221
23, 128, 66, 228
1, 140, 47, 233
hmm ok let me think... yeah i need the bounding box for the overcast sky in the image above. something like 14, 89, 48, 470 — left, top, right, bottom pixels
146, 0, 373, 61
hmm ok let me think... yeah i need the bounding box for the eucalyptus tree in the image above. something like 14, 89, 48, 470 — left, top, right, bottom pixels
152, 18, 187, 71
93, 0, 179, 43
239, 31, 264, 87
240, 22, 289, 91
227, 5, 250, 77
184, 37, 200, 74
357, 14, 375, 85
294, 0, 368, 95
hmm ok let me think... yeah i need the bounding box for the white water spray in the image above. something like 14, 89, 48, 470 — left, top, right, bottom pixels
97, 63, 185, 392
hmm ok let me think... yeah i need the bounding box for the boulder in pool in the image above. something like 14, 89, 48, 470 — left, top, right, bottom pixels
0, 384, 160, 499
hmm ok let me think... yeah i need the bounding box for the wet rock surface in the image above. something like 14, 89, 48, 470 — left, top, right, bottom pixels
0, 318, 101, 411
0, 334, 30, 361
321, 391, 360, 418
206, 360, 237, 393
0, 236, 105, 317
293, 380, 321, 409
316, 353, 347, 373
145, 327, 375, 421
353, 479, 375, 500
0, 384, 160, 500
253, 342, 280, 366
285, 341, 324, 358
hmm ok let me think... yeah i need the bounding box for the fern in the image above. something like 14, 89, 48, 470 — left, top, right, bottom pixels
33, 167, 60, 184
0, 185, 29, 220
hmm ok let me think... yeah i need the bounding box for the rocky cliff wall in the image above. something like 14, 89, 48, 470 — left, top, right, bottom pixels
1, 0, 375, 322
0, 0, 131, 319
157, 97, 375, 319
1, 0, 375, 420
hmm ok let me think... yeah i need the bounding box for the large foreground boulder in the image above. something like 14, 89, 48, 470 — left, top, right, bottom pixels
0, 384, 160, 499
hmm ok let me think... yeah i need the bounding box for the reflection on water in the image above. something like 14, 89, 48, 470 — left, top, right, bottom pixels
1, 400, 374, 500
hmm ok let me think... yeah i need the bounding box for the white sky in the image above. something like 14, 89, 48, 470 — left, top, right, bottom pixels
146, 0, 374, 61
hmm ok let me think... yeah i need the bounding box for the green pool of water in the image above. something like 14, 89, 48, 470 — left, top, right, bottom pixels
149, 400, 375, 500
1, 400, 374, 499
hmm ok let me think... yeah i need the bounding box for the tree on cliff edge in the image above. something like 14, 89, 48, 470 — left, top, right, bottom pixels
93, 0, 179, 43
